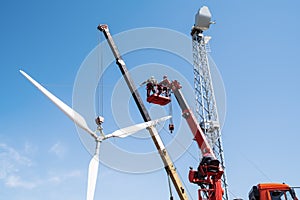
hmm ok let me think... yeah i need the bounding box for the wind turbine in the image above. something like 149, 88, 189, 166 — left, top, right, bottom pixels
20, 70, 171, 200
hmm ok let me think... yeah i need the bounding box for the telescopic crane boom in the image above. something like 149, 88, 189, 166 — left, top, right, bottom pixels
163, 78, 224, 200
97, 24, 189, 200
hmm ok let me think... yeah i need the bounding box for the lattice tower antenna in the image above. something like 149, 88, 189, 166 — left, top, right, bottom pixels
191, 6, 229, 200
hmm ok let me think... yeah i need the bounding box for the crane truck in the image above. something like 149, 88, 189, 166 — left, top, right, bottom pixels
97, 24, 298, 200
147, 77, 298, 200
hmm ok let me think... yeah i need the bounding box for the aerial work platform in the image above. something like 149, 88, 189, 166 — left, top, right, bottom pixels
147, 93, 171, 106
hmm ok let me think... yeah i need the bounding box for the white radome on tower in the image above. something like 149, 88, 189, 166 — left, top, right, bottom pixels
195, 6, 213, 31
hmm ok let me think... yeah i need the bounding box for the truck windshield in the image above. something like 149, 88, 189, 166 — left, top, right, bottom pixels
270, 191, 294, 200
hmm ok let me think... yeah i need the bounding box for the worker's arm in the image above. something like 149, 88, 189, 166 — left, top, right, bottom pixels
140, 79, 149, 86
140, 81, 146, 86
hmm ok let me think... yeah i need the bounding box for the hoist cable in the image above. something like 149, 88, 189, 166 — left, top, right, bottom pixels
169, 99, 173, 124
176, 167, 195, 200
166, 169, 174, 200
162, 126, 198, 162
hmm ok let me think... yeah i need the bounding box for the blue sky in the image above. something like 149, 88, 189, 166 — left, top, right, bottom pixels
1, 0, 300, 200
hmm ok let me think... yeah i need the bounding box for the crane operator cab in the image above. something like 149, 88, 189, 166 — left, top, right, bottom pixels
249, 183, 298, 200
189, 154, 223, 185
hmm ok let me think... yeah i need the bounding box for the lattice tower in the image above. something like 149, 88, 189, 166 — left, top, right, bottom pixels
192, 31, 229, 200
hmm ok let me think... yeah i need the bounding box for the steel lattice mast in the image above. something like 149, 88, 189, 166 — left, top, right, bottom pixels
191, 6, 229, 200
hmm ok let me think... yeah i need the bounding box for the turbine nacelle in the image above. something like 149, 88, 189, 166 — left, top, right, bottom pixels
95, 116, 104, 125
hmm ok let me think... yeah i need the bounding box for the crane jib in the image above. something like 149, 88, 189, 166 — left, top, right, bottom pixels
97, 24, 189, 200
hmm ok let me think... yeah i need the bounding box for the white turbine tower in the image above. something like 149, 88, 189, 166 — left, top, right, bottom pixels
20, 70, 171, 200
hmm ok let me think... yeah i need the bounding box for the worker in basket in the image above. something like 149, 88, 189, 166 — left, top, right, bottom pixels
141, 75, 172, 106
140, 76, 158, 97
157, 75, 171, 97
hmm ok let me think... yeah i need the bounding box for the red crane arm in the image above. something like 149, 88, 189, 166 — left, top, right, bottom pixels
170, 80, 215, 158
168, 79, 224, 200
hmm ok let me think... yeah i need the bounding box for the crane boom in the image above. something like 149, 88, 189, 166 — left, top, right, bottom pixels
161, 78, 224, 200
171, 80, 215, 158
97, 24, 189, 200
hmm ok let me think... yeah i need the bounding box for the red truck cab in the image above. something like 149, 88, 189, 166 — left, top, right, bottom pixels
249, 183, 298, 200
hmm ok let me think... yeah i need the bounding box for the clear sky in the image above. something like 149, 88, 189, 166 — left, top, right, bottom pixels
1, 0, 300, 200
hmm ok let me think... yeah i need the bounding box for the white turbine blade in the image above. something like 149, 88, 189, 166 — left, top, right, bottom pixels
87, 142, 100, 200
105, 116, 171, 139
20, 70, 97, 139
